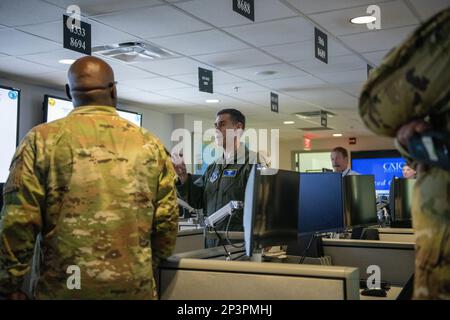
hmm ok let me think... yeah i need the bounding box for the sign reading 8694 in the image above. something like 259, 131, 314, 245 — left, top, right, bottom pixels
63, 13, 91, 55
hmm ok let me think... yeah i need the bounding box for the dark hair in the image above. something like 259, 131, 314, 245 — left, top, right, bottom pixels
217, 108, 246, 129
331, 147, 348, 158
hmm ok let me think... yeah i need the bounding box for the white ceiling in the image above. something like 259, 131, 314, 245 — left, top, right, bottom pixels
0, 0, 448, 140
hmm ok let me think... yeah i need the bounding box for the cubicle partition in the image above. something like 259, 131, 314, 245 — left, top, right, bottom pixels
159, 247, 360, 300
322, 239, 415, 286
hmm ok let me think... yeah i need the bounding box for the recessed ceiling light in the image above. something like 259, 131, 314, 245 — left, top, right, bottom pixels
350, 16, 376, 24
206, 99, 220, 103
333, 133, 343, 137
255, 70, 277, 76
283, 121, 295, 125
58, 59, 75, 65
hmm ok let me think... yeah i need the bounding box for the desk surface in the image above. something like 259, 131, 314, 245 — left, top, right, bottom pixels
360, 286, 402, 300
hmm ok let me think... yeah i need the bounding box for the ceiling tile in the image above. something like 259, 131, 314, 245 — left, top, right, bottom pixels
17, 49, 85, 70
288, 87, 358, 109
214, 81, 268, 95
0, 0, 65, 27
293, 54, 366, 74
170, 71, 244, 86
316, 68, 367, 84
309, 1, 419, 36
120, 77, 191, 91
150, 30, 249, 56
0, 56, 58, 76
105, 61, 159, 81
262, 38, 352, 62
336, 82, 364, 96
193, 49, 279, 70
285, 0, 383, 15
407, 0, 450, 21
362, 50, 390, 66
175, 0, 297, 28
257, 75, 326, 91
0, 29, 60, 55
133, 57, 212, 76
33, 71, 69, 86
92, 5, 211, 39
17, 19, 140, 47
227, 63, 308, 81
45, 0, 163, 16
224, 17, 314, 47
339, 25, 418, 52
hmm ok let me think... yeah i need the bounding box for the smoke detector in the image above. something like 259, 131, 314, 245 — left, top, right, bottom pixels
92, 42, 176, 63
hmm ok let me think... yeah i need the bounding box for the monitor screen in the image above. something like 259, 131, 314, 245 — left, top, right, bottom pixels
44, 95, 73, 123
0, 86, 20, 183
299, 173, 344, 235
351, 150, 406, 196
43, 95, 142, 127
390, 177, 416, 222
343, 175, 378, 227
244, 166, 299, 257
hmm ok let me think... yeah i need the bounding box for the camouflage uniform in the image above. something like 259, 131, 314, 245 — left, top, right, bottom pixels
359, 8, 450, 299
0, 106, 178, 299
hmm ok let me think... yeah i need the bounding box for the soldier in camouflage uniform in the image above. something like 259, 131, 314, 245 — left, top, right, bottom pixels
359, 8, 450, 299
0, 56, 178, 299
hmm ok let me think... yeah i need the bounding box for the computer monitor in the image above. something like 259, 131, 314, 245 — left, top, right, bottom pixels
299, 172, 345, 235
43, 95, 142, 127
343, 175, 378, 227
244, 166, 299, 257
0, 85, 20, 183
351, 150, 406, 196
390, 177, 416, 222
43, 95, 73, 123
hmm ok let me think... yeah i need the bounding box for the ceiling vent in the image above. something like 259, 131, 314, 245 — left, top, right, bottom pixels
294, 110, 335, 131
92, 42, 176, 63
294, 110, 335, 119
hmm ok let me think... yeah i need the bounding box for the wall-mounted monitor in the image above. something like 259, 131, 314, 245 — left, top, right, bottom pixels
43, 95, 142, 127
351, 150, 406, 196
43, 95, 73, 123
0, 85, 20, 183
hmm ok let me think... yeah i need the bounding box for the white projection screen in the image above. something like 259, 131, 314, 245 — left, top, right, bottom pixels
0, 86, 20, 183
44, 95, 142, 127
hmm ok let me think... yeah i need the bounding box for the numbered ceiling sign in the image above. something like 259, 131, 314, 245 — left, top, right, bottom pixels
63, 15, 91, 55
198, 67, 213, 94
314, 28, 328, 64
233, 0, 254, 22
270, 92, 279, 113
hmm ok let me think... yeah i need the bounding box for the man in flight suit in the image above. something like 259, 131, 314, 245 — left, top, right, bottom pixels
0, 56, 178, 299
173, 109, 260, 238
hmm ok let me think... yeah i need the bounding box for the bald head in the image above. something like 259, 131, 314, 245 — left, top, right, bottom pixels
66, 56, 117, 108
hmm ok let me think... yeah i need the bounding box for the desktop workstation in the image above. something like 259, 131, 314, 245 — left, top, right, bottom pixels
164, 167, 415, 300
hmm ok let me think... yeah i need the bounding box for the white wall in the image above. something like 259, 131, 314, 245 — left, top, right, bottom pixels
279, 135, 396, 170
0, 76, 175, 147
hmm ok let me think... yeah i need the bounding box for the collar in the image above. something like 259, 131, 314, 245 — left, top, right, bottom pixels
221, 143, 249, 165
342, 168, 351, 176
69, 105, 119, 116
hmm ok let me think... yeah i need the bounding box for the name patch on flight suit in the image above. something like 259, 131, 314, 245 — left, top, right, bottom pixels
223, 169, 237, 177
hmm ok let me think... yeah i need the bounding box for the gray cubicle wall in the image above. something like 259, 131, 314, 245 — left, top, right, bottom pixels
159, 247, 360, 300
322, 239, 415, 286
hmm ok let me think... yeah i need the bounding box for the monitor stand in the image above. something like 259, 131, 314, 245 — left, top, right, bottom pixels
250, 249, 263, 263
